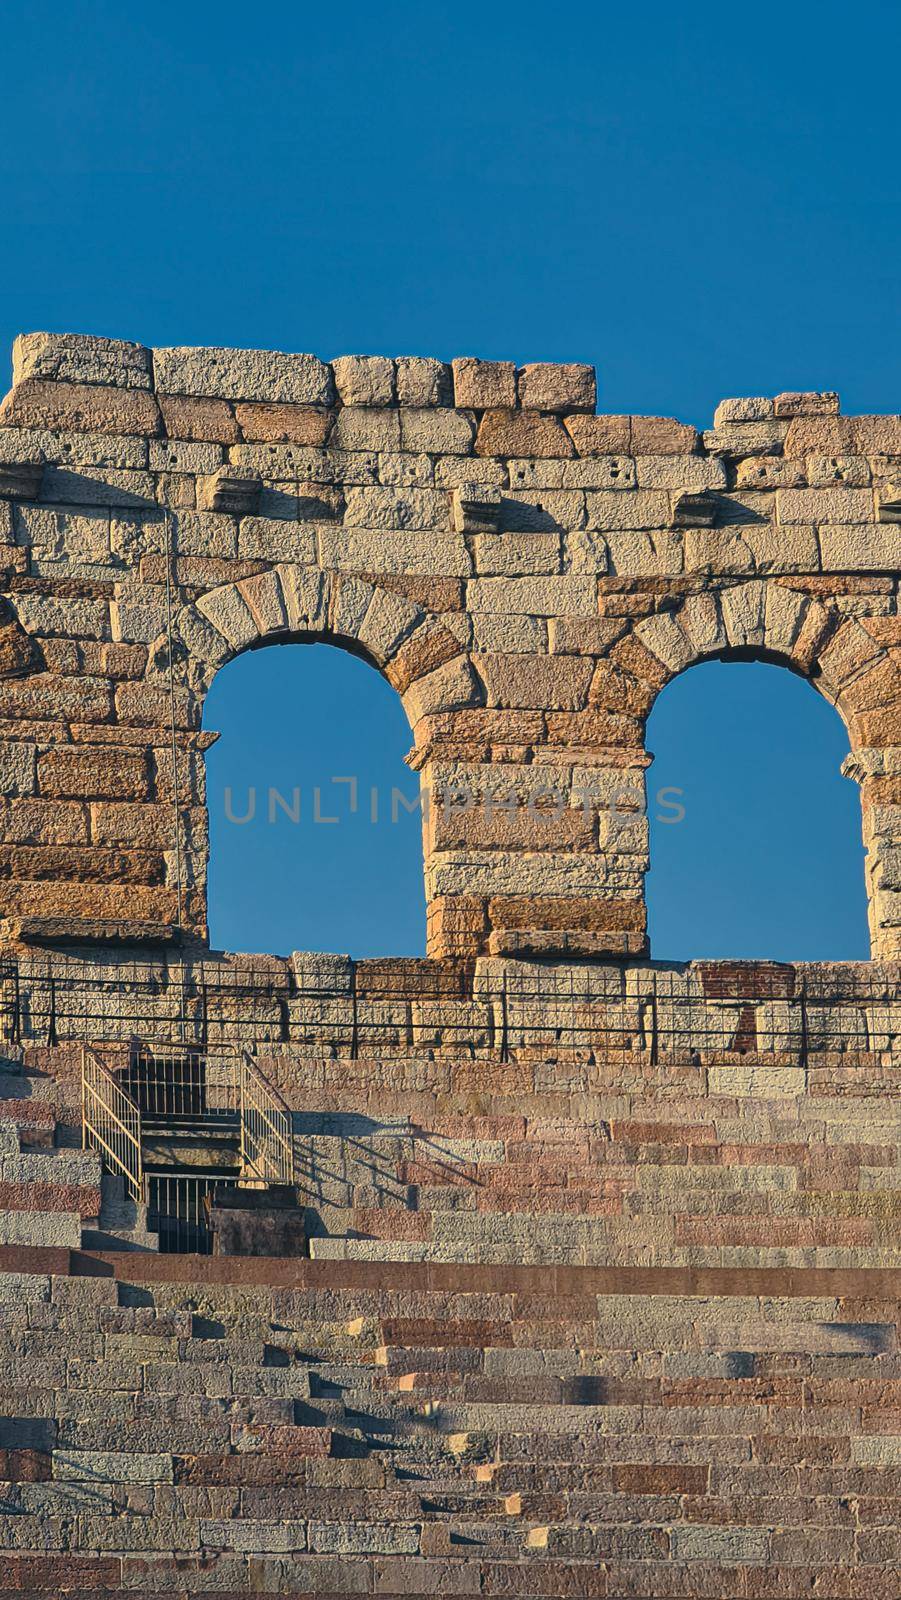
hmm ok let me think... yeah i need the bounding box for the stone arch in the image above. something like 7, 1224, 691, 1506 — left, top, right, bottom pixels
157, 564, 482, 950
622, 580, 899, 961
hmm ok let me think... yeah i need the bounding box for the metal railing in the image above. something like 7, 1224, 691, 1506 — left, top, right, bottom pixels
82, 1048, 143, 1204
240, 1050, 295, 1185
27, 955, 901, 1069
146, 1172, 238, 1255
127, 1043, 239, 1122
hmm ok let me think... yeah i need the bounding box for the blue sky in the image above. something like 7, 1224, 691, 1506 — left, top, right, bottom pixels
0, 0, 890, 959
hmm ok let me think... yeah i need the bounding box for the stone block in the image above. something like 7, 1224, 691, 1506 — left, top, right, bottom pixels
333, 355, 395, 406
452, 358, 517, 409
466, 575, 597, 616
395, 357, 452, 406
0, 380, 161, 438
233, 401, 333, 445
0, 744, 37, 798
630, 416, 699, 453
38, 747, 150, 801
400, 407, 475, 454
474, 653, 593, 710
584, 490, 670, 531
158, 392, 239, 443
13, 332, 153, 389
153, 346, 334, 405
774, 390, 841, 417
475, 410, 574, 458
713, 397, 774, 425
516, 363, 596, 413
329, 406, 401, 452
565, 414, 632, 455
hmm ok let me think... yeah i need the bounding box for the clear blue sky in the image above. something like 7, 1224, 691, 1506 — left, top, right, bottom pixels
0, 0, 890, 960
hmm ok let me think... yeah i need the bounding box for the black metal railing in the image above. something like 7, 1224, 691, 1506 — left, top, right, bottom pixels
2, 954, 898, 1069
146, 1172, 237, 1254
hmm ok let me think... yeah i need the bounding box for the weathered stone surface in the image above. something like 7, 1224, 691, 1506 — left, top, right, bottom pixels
13, 333, 153, 390
153, 346, 334, 405
451, 358, 517, 409
516, 363, 596, 414
0, 380, 161, 438
234, 402, 333, 446
333, 356, 395, 407
158, 393, 239, 444
774, 390, 841, 417
395, 357, 451, 407
475, 410, 574, 458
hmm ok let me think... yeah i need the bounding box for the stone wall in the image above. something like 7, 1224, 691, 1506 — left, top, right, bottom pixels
0, 332, 897, 961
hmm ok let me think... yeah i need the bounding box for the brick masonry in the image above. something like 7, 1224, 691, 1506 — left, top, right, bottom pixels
0, 333, 896, 960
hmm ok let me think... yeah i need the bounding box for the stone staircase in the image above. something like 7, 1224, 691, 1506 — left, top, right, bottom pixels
0, 1249, 896, 1592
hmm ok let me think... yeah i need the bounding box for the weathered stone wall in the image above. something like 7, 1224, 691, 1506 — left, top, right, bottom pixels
0, 332, 897, 961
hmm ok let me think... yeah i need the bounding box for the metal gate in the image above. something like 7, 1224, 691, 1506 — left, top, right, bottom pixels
146, 1172, 238, 1254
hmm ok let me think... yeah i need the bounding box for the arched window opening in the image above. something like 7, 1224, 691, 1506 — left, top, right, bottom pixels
203, 643, 426, 957
645, 659, 868, 962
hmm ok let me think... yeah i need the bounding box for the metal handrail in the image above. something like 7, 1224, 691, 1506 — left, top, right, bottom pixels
82, 1047, 143, 1203
240, 1050, 294, 1186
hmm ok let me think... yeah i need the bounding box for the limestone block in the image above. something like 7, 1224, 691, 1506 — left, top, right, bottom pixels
152, 346, 334, 405
471, 613, 546, 653
333, 355, 395, 407
713, 397, 774, 425
13, 332, 153, 389
634, 613, 694, 673
452, 358, 517, 409
330, 575, 373, 639
805, 453, 871, 488
466, 576, 597, 616
329, 407, 402, 452
195, 585, 258, 651
15, 595, 110, 640
475, 410, 574, 459
37, 748, 150, 801
402, 654, 479, 723
0, 744, 37, 797
563, 524, 610, 572
428, 850, 609, 897
16, 508, 111, 565
721, 580, 767, 647
356, 588, 420, 664
0, 380, 160, 438
684, 525, 819, 575
764, 585, 809, 654
472, 531, 560, 576
680, 592, 727, 655
395, 356, 452, 406
318, 525, 471, 576
149, 440, 223, 474
434, 456, 506, 489
565, 414, 631, 455
237, 570, 288, 636
168, 509, 238, 559
500, 491, 584, 533
735, 456, 807, 489
507, 458, 566, 489
272, 566, 325, 636
561, 456, 637, 490
549, 617, 626, 655
703, 420, 789, 457
516, 363, 596, 414
474, 654, 594, 710
777, 487, 873, 524
630, 417, 699, 453
600, 529, 684, 576
584, 491, 670, 531
236, 518, 316, 564
819, 525, 900, 570
0, 425, 147, 470
343, 486, 450, 531
110, 582, 169, 644
774, 390, 840, 417
41, 466, 155, 508
377, 451, 434, 487
399, 407, 475, 454
159, 392, 239, 444
636, 455, 726, 490
228, 442, 333, 482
